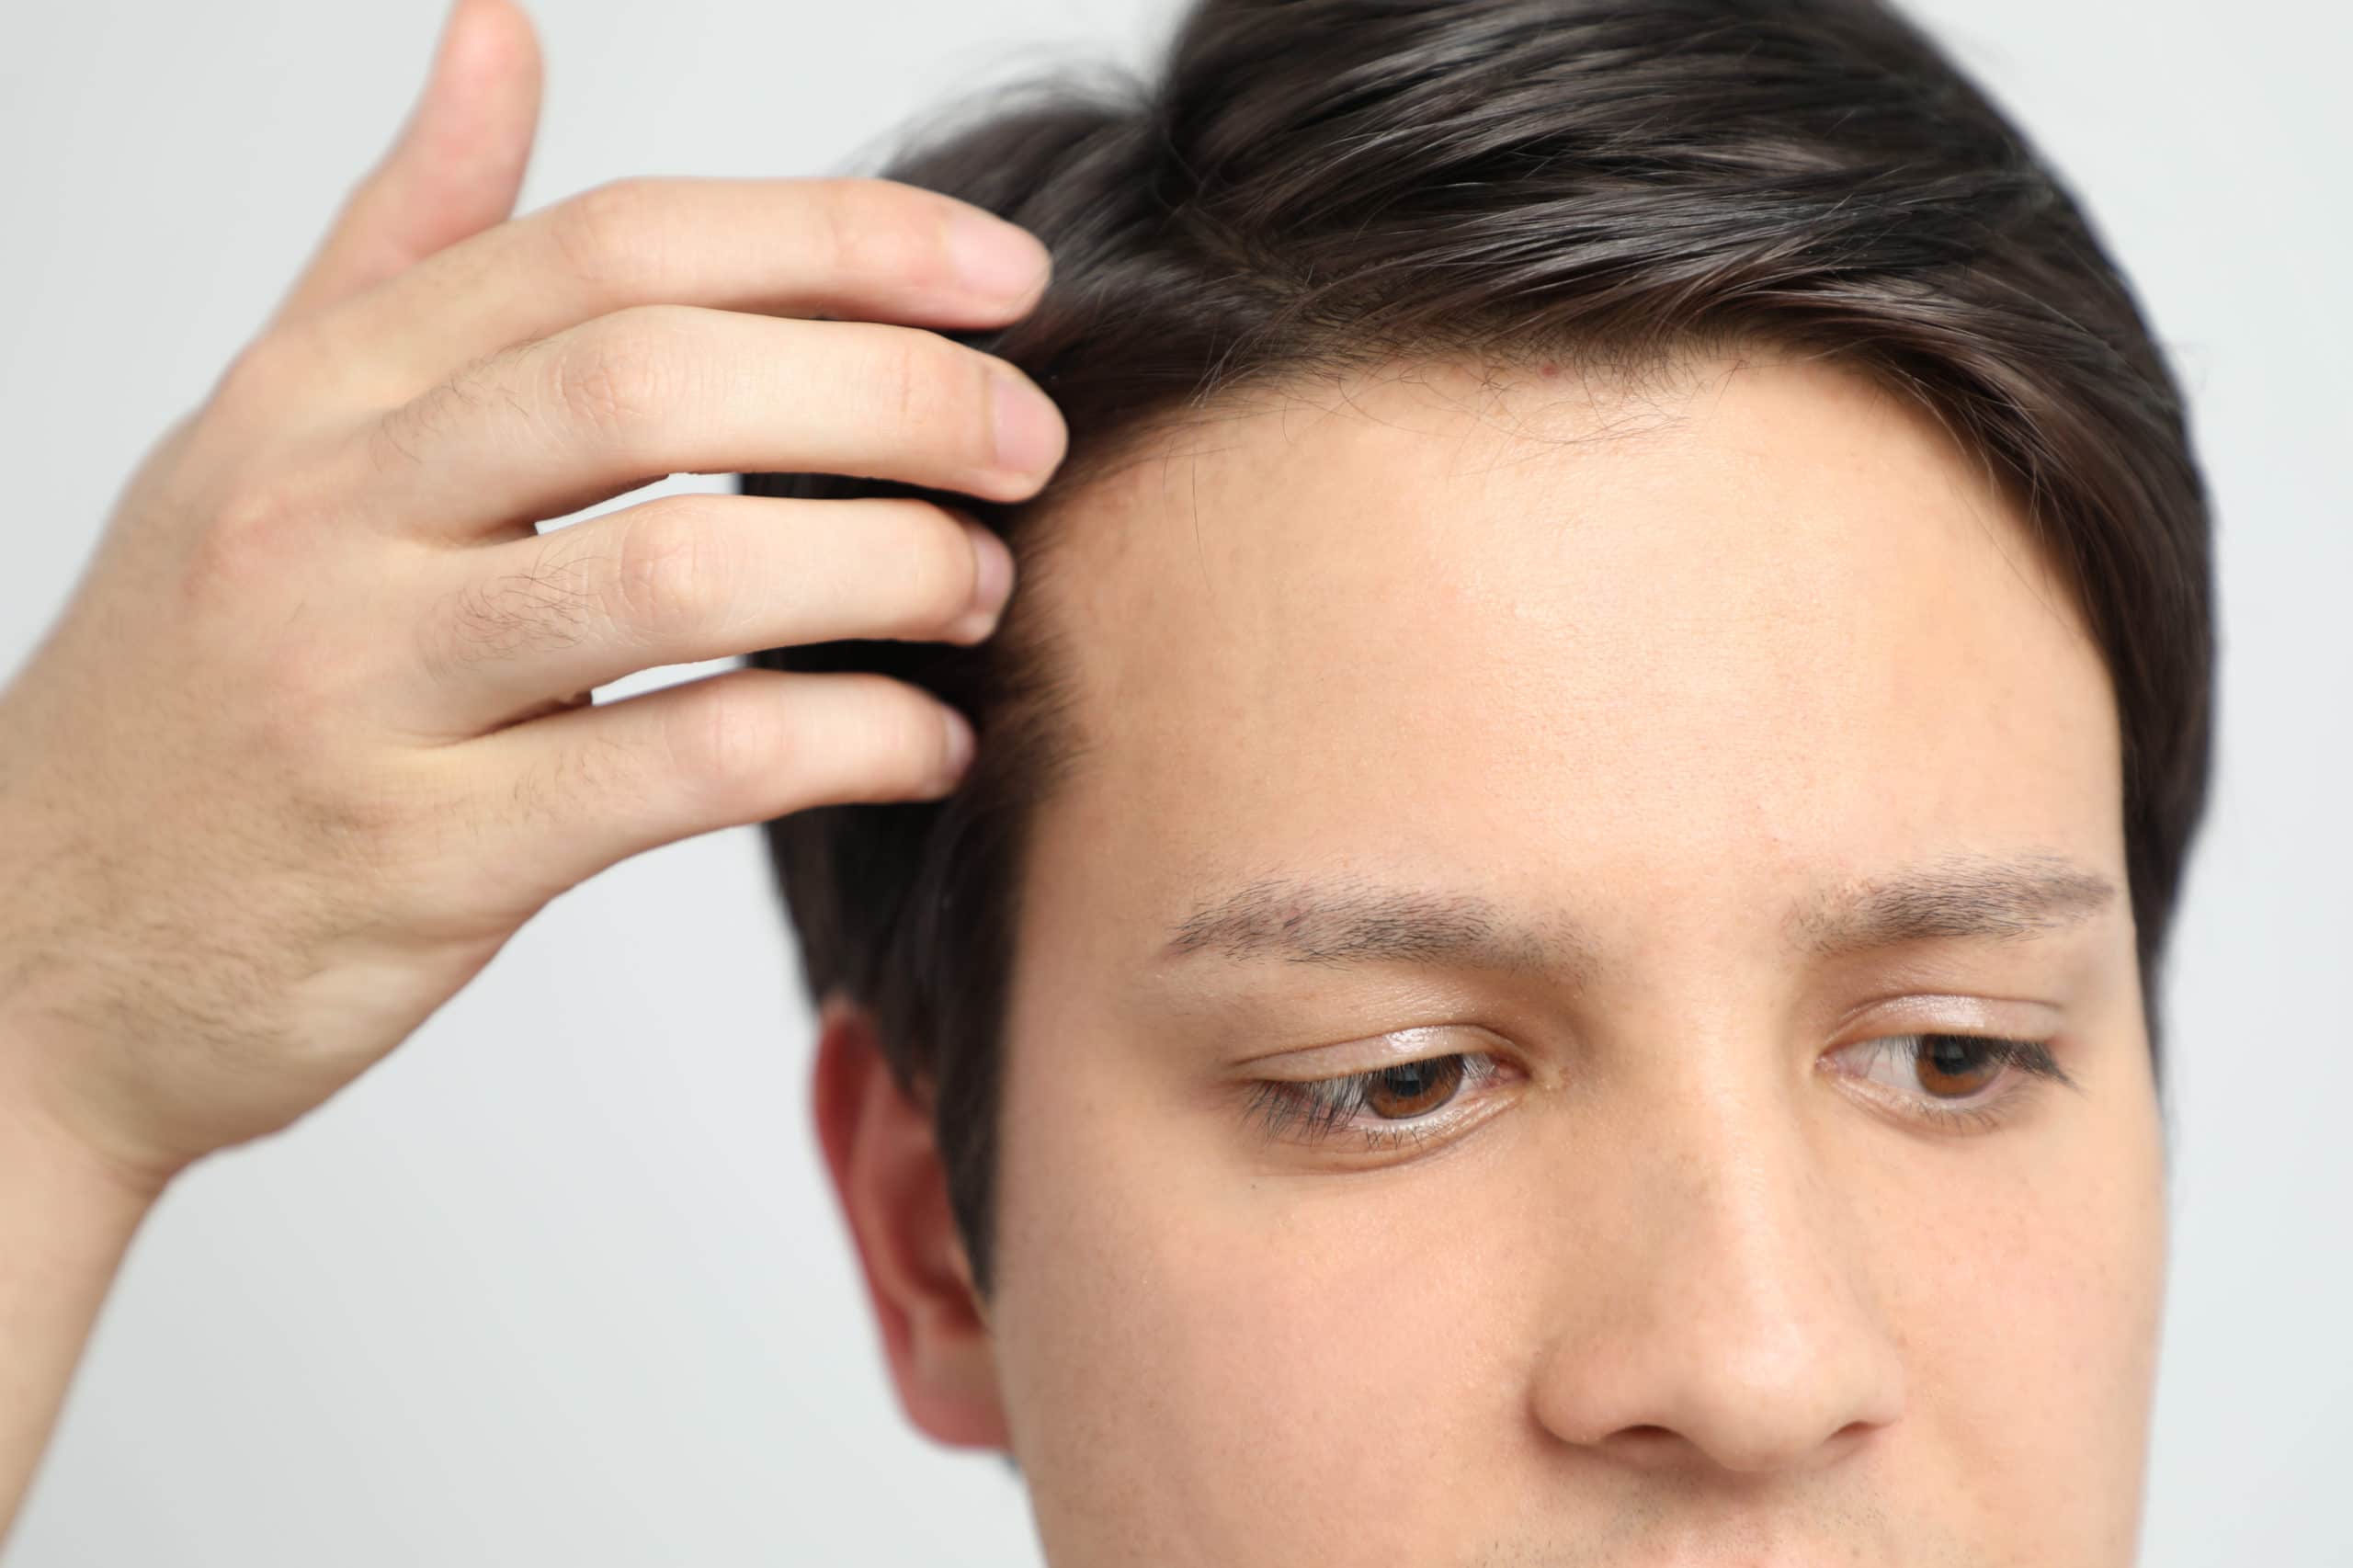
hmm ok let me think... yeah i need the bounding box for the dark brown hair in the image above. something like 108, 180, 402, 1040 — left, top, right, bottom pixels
743, 0, 2214, 1301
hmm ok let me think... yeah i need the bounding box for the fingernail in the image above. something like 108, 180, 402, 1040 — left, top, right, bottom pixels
948, 210, 1049, 302
990, 367, 1061, 477
952, 515, 1016, 641
939, 705, 977, 787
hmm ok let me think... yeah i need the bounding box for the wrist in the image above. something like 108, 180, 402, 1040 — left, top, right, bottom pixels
0, 1025, 174, 1237
0, 1019, 165, 1546
0, 1094, 167, 1248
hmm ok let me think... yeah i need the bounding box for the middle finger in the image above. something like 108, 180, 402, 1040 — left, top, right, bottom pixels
324, 303, 1068, 541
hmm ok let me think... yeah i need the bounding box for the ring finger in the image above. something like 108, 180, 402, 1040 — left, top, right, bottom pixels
405, 492, 1016, 738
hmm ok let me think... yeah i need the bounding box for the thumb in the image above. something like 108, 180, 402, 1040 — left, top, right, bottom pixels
267, 0, 544, 333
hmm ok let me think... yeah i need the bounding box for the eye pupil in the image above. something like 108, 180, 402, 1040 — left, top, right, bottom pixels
1915, 1035, 1999, 1097
1366, 1056, 1465, 1119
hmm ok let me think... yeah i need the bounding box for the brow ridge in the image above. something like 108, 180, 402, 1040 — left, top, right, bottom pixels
1154, 852, 2119, 975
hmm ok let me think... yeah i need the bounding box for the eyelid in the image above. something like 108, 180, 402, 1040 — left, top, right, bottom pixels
1830, 990, 2066, 1038
1238, 1022, 1501, 1077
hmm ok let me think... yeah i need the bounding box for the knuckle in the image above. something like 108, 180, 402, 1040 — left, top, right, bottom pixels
858, 673, 958, 787
807, 176, 961, 296
613, 500, 734, 642
238, 666, 368, 817
550, 307, 682, 433
288, 762, 430, 869
866, 329, 981, 456
864, 330, 924, 432
208, 476, 304, 551
901, 691, 960, 782
883, 500, 981, 626
659, 670, 778, 811
188, 475, 315, 604
550, 176, 667, 290
213, 326, 311, 412
800, 177, 856, 284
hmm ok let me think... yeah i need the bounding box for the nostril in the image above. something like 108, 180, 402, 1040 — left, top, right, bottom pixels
1825, 1417, 1886, 1453
1608, 1423, 1683, 1454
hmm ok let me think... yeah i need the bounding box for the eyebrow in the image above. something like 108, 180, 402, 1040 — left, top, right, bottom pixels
1789, 851, 2120, 956
1159, 877, 1585, 976
1154, 853, 2120, 977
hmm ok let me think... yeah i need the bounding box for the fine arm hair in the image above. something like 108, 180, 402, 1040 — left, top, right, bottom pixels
738, 0, 2216, 1303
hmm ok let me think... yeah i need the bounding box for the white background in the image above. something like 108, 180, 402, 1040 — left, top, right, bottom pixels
1, 1, 2346, 1562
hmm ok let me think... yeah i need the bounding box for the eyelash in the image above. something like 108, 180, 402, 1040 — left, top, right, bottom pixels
1836, 1032, 2076, 1134
1244, 1051, 1511, 1153
1243, 1033, 2075, 1152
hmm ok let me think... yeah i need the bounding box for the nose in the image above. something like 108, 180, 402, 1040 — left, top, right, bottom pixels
1527, 1072, 1908, 1476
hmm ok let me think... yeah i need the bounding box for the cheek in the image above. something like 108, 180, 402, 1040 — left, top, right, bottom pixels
1881, 1077, 2165, 1552
985, 1040, 1526, 1561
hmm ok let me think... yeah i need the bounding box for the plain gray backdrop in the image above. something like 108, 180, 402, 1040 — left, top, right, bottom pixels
1, 1, 2347, 1562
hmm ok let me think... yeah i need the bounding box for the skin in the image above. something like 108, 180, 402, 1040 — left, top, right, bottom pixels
0, 0, 1063, 1538
0, 4, 2165, 1554
821, 347, 2168, 1565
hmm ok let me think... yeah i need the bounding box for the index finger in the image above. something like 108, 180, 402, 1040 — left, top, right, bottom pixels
290, 175, 1052, 406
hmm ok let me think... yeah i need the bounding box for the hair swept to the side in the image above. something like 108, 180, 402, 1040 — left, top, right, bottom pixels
742, 0, 2214, 1301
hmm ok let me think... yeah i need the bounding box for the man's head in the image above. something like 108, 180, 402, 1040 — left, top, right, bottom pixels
743, 0, 2211, 1560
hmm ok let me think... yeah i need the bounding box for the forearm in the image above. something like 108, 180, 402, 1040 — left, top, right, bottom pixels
0, 1063, 162, 1546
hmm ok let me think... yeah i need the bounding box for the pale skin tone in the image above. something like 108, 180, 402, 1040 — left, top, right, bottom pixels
0, 1, 2165, 1562
820, 351, 2168, 1563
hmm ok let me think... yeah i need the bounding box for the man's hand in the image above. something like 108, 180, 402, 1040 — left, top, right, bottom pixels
0, 0, 1063, 1534
0, 0, 1061, 1184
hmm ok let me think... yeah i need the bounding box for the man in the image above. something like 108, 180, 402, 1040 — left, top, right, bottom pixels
0, 0, 2211, 1562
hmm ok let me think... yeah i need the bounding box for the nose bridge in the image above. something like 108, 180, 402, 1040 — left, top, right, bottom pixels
1529, 1040, 1908, 1474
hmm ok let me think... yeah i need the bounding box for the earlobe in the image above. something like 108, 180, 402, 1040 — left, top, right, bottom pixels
810, 992, 1011, 1449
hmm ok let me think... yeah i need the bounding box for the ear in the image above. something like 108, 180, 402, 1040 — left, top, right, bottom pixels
810, 991, 1009, 1449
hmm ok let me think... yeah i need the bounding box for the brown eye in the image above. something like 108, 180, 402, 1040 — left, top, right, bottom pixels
1245, 1047, 1517, 1150
1913, 1034, 2005, 1098
1363, 1055, 1468, 1119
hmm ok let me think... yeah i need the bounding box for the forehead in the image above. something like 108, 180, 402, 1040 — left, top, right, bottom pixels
1013, 349, 2123, 961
